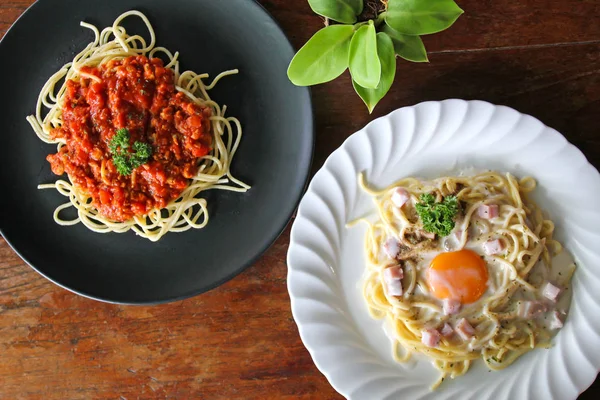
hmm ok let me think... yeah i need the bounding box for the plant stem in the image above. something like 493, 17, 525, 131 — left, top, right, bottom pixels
355, 12, 386, 30
353, 21, 370, 29
374, 12, 387, 27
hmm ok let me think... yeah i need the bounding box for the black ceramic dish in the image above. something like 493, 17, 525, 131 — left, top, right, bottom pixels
0, 0, 313, 304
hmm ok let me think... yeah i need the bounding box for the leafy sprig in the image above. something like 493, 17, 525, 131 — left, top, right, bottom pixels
108, 128, 153, 176
288, 0, 463, 112
130, 141, 153, 169
415, 193, 458, 237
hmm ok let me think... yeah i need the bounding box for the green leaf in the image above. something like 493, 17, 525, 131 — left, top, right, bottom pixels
108, 128, 153, 176
382, 24, 428, 62
130, 141, 153, 168
353, 33, 396, 113
109, 128, 131, 154
386, 0, 464, 35
415, 193, 458, 237
308, 0, 363, 24
113, 153, 132, 176
287, 25, 355, 86
350, 0, 364, 15
348, 21, 381, 89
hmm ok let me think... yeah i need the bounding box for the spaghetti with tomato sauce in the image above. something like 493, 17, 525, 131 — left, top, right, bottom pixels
28, 10, 248, 241
47, 56, 213, 222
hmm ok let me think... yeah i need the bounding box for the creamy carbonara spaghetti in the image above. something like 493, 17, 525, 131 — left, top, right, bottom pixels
27, 11, 248, 241
354, 171, 575, 389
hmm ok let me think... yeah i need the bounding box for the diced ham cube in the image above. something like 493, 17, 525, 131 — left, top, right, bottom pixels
382, 238, 400, 259
478, 204, 499, 219
421, 328, 441, 348
391, 188, 410, 208
542, 282, 562, 302
443, 298, 461, 315
440, 323, 454, 337
483, 239, 505, 255
517, 301, 548, 319
549, 311, 564, 330
385, 279, 403, 296
455, 318, 475, 340
383, 266, 404, 296
383, 265, 403, 282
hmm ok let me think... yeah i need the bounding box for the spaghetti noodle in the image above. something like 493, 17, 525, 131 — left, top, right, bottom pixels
27, 11, 249, 241
352, 171, 575, 389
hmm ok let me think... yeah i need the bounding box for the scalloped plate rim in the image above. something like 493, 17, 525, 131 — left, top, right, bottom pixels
287, 99, 600, 400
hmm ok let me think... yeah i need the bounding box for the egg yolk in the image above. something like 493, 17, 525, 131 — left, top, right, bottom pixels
426, 249, 488, 304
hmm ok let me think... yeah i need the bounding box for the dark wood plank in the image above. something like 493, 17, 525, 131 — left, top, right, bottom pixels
0, 231, 342, 400
262, 0, 600, 52
426, 0, 600, 51
309, 42, 600, 173
0, 0, 599, 399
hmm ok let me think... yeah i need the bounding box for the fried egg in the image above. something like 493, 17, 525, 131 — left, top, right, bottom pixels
426, 249, 489, 304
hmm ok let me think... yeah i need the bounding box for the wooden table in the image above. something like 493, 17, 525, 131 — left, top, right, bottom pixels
1, 0, 599, 398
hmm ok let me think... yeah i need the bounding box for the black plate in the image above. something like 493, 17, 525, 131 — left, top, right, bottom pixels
0, 0, 313, 304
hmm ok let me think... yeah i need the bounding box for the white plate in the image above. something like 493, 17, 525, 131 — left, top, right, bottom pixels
287, 100, 600, 400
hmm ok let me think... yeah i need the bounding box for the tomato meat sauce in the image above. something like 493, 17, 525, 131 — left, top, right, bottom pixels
47, 55, 212, 222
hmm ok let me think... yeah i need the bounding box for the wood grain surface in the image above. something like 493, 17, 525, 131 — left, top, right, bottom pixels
1, 0, 599, 398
